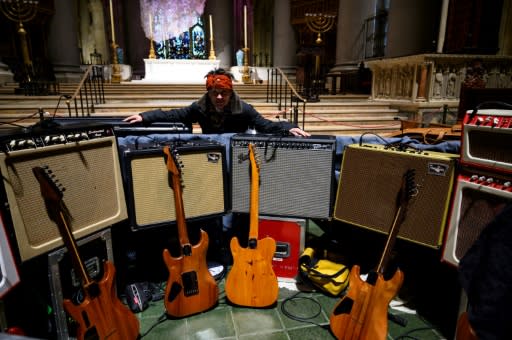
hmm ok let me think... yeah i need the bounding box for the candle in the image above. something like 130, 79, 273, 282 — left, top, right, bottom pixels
109, 0, 115, 43
243, 5, 247, 48
209, 15, 213, 40
149, 13, 153, 38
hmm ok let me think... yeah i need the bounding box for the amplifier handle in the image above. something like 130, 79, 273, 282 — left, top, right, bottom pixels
470, 101, 512, 119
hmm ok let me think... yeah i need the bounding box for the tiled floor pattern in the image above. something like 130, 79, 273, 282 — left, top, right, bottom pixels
135, 279, 448, 340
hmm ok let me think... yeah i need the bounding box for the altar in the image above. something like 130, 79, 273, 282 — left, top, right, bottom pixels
139, 59, 220, 83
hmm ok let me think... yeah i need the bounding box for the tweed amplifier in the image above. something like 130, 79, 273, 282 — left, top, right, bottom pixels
230, 134, 336, 219
461, 109, 512, 174
442, 167, 512, 267
0, 123, 127, 262
334, 144, 458, 248
122, 141, 228, 230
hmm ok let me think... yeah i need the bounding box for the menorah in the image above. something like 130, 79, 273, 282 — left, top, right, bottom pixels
0, 0, 39, 81
304, 12, 336, 101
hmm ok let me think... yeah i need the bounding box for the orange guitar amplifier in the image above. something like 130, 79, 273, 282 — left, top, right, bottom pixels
259, 217, 306, 281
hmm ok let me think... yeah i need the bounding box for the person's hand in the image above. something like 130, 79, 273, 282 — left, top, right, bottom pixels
123, 114, 143, 124
289, 127, 311, 137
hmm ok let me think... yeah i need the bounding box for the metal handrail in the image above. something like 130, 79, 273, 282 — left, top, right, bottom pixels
266, 67, 307, 130
65, 65, 105, 117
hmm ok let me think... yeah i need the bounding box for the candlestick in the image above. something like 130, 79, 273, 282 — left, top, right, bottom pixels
243, 5, 247, 48
209, 15, 213, 40
149, 13, 153, 38
109, 0, 115, 44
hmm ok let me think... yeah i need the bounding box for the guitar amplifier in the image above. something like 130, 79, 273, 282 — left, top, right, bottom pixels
461, 109, 512, 174
231, 134, 336, 219
0, 123, 127, 262
48, 228, 114, 340
334, 144, 458, 248
0, 212, 20, 298
442, 168, 512, 267
259, 217, 306, 281
122, 141, 228, 230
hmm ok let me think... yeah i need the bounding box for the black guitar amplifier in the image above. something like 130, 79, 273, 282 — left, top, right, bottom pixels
230, 134, 336, 219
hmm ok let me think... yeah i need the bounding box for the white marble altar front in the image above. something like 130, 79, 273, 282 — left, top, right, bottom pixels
140, 59, 221, 83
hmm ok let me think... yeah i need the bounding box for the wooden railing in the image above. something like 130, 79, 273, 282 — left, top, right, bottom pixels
65, 65, 105, 116
266, 67, 307, 130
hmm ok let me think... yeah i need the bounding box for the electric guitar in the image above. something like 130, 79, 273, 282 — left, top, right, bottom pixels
330, 169, 416, 340
32, 166, 139, 340
162, 146, 218, 317
225, 143, 279, 307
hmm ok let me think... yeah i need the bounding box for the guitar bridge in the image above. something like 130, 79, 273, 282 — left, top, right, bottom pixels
182, 271, 199, 297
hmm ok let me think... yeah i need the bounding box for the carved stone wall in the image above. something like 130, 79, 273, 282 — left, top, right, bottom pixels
366, 54, 512, 102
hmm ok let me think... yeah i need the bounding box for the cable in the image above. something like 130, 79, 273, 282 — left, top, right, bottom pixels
139, 311, 168, 338
280, 290, 325, 327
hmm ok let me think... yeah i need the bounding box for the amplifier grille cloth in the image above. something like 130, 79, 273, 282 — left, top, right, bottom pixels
231, 145, 334, 219
128, 148, 225, 228
0, 137, 126, 261
334, 145, 456, 248
467, 130, 512, 166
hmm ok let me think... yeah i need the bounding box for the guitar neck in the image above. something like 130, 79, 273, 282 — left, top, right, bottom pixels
376, 169, 416, 274
170, 170, 191, 246
55, 205, 94, 289
248, 163, 259, 241
376, 205, 404, 274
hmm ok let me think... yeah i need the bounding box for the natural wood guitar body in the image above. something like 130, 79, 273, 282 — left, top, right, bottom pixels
225, 236, 279, 307
330, 265, 403, 340
163, 229, 219, 317
63, 261, 140, 340
224, 143, 279, 308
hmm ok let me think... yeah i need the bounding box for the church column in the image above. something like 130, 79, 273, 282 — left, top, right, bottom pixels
332, 0, 369, 72
205, 0, 233, 69
47, 0, 82, 83
272, 0, 296, 70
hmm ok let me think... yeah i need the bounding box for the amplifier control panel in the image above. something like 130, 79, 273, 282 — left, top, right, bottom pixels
0, 124, 114, 152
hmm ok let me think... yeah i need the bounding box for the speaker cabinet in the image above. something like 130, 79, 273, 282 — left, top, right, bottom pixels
0, 126, 127, 262
230, 134, 336, 219
334, 144, 458, 248
461, 109, 512, 174
442, 168, 512, 267
0, 212, 20, 298
122, 142, 228, 230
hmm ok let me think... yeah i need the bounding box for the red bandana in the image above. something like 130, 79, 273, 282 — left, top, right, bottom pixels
206, 74, 233, 90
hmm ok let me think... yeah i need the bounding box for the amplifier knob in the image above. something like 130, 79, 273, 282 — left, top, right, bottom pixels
478, 176, 486, 182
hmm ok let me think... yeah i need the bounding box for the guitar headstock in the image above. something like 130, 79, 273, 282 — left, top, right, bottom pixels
398, 168, 417, 206
33, 166, 65, 204
163, 146, 183, 176
33, 166, 67, 222
248, 143, 260, 175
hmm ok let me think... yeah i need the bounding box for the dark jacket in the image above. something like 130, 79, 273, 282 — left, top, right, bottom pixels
140, 91, 297, 134
459, 202, 512, 340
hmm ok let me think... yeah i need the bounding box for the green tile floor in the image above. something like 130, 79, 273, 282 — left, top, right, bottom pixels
134, 278, 448, 340
126, 219, 458, 340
